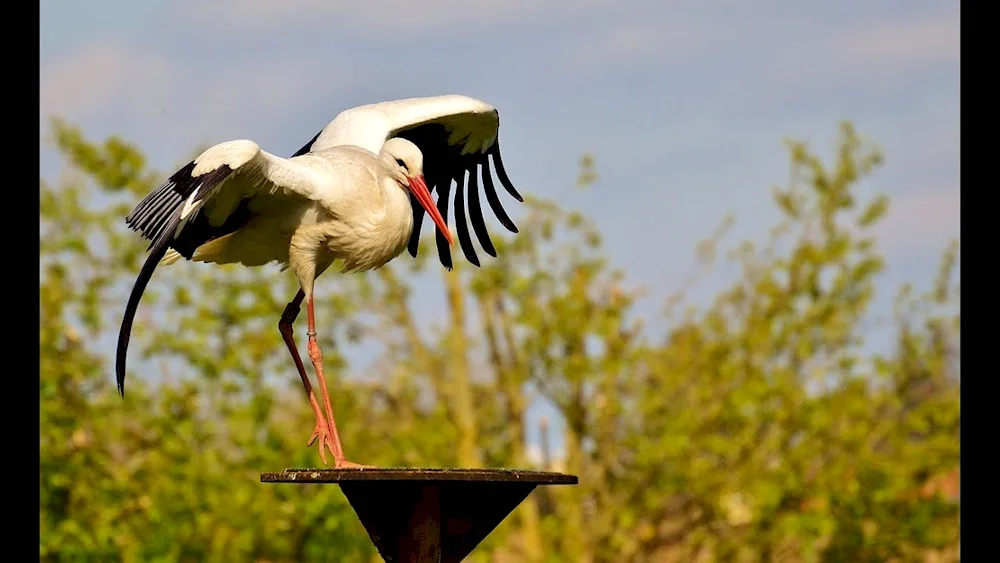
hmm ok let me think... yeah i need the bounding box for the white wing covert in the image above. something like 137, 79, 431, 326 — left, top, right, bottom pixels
291, 95, 524, 269
117, 140, 325, 396
126, 140, 324, 258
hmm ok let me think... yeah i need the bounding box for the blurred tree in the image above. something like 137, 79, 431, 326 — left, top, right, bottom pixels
40, 119, 958, 562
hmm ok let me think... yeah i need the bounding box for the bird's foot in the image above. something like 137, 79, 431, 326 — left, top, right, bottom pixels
306, 422, 372, 468
334, 459, 374, 470
306, 421, 338, 466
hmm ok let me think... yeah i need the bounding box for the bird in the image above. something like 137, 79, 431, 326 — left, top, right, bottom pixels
116, 94, 523, 468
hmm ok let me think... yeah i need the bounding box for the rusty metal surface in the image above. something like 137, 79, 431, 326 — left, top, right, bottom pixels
340, 479, 540, 562
261, 468, 579, 561
260, 467, 579, 485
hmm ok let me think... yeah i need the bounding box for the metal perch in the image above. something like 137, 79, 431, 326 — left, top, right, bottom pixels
262, 468, 578, 562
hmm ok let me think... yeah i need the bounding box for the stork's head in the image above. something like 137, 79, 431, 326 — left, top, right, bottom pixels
381, 138, 453, 246
382, 137, 424, 182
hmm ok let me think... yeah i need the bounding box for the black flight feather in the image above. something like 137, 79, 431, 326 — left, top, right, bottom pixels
117, 161, 243, 396
393, 119, 521, 269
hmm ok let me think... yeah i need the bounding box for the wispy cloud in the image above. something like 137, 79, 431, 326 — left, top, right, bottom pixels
39, 40, 360, 150
762, 9, 959, 98
171, 0, 620, 38
562, 21, 726, 74
827, 12, 960, 73
40, 43, 180, 126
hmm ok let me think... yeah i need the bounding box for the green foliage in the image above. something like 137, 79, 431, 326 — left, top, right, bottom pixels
40, 120, 958, 562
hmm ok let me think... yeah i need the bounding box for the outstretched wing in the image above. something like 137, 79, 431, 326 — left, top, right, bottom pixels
117, 140, 324, 397
293, 95, 523, 269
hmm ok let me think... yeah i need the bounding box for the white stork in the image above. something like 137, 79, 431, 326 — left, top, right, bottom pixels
116, 95, 523, 468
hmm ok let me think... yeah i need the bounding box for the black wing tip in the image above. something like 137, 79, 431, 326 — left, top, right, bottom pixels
127, 160, 241, 261
489, 142, 524, 202
459, 248, 480, 268
466, 162, 498, 258
435, 233, 453, 270
124, 160, 197, 242
452, 169, 482, 267
291, 128, 323, 157
117, 214, 180, 403
396, 123, 524, 269
431, 176, 455, 270
480, 163, 519, 234
408, 194, 425, 258
116, 349, 126, 398
458, 238, 480, 267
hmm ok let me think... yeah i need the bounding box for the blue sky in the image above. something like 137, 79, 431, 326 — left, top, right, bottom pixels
40, 0, 959, 461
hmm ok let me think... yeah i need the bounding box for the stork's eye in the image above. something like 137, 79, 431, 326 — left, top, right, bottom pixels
395, 158, 407, 170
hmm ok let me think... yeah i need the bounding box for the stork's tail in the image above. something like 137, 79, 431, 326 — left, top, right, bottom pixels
116, 213, 181, 398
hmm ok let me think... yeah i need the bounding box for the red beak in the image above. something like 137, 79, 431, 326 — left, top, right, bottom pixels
407, 175, 454, 246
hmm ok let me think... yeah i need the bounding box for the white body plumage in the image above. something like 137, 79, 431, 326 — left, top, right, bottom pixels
117, 94, 524, 400
162, 143, 417, 277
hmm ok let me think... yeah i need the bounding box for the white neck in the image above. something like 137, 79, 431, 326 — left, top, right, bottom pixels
369, 165, 416, 264
323, 169, 415, 273
379, 173, 415, 228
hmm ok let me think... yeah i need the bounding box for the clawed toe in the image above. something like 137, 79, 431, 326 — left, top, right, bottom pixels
308, 424, 336, 466
335, 460, 373, 469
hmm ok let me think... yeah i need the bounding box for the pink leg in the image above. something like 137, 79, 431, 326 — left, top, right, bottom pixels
278, 290, 336, 465
305, 295, 370, 469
